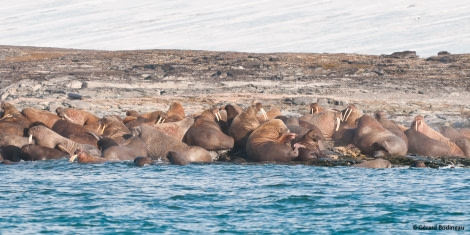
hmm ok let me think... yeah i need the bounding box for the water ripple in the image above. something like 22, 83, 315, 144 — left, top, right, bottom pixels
0, 162, 469, 234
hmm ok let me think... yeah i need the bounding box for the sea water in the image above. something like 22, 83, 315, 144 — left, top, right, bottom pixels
0, 159, 468, 234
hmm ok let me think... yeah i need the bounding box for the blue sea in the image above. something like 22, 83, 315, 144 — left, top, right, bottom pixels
0, 160, 468, 234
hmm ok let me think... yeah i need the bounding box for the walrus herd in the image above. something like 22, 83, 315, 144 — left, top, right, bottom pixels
0, 100, 469, 168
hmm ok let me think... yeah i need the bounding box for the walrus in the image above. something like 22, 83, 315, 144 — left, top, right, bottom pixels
309, 103, 324, 114
22, 107, 61, 129
167, 151, 189, 165
99, 115, 132, 144
299, 109, 341, 141
439, 123, 464, 140
293, 129, 326, 161
374, 110, 408, 148
29, 125, 100, 157
410, 160, 427, 168
0, 133, 34, 148
352, 158, 392, 168
52, 119, 98, 147
354, 114, 407, 157
55, 107, 101, 133
70, 149, 106, 163
134, 156, 153, 167
406, 115, 464, 157
183, 107, 234, 151
333, 104, 363, 145
166, 101, 186, 121
132, 126, 212, 163
221, 103, 243, 134
229, 103, 267, 149
245, 119, 304, 162
21, 144, 69, 161
151, 116, 194, 141
257, 105, 281, 124
0, 102, 31, 136
0, 145, 24, 162
125, 110, 168, 130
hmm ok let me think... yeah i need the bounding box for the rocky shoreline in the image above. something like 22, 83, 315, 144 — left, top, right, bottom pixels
1, 45, 469, 167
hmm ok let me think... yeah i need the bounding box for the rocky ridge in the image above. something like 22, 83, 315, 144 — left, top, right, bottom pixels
1, 46, 470, 167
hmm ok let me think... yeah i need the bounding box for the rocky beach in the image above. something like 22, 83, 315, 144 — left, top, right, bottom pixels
1, 45, 469, 167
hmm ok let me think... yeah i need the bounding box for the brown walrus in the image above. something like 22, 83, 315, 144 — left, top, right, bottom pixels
0, 102, 31, 136
98, 115, 132, 144
299, 109, 342, 141
406, 115, 464, 157
333, 104, 363, 145
56, 107, 101, 133
245, 119, 304, 162
374, 110, 408, 148
229, 103, 267, 149
166, 101, 186, 121
354, 114, 407, 157
293, 129, 326, 161
52, 119, 98, 147
22, 107, 61, 129
183, 107, 234, 151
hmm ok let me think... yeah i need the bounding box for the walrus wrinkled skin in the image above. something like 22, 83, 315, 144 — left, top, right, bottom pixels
52, 119, 98, 147
151, 116, 194, 141
0, 133, 34, 148
229, 103, 267, 149
374, 110, 408, 148
352, 158, 392, 168
293, 129, 326, 161
99, 115, 132, 144
56, 107, 101, 133
0, 102, 31, 136
22, 107, 61, 129
354, 114, 407, 157
98, 137, 147, 161
405, 115, 465, 157
299, 109, 341, 141
29, 125, 100, 157
245, 119, 303, 162
21, 144, 69, 161
132, 126, 212, 163
183, 107, 234, 151
333, 104, 362, 145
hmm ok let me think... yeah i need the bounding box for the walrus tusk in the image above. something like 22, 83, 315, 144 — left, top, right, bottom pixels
311, 108, 313, 114
343, 108, 352, 123
100, 124, 106, 134
63, 114, 73, 122
261, 108, 268, 121
156, 116, 163, 124
215, 111, 220, 122
335, 117, 341, 131
69, 154, 77, 162
0, 114, 12, 120
28, 135, 33, 144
